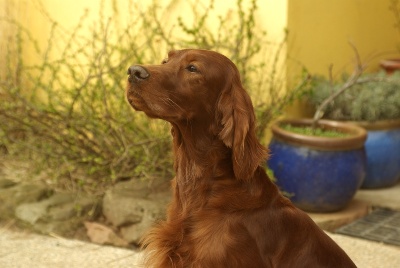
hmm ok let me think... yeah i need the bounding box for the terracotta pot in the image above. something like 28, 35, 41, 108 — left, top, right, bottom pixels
380, 59, 400, 75
268, 119, 367, 212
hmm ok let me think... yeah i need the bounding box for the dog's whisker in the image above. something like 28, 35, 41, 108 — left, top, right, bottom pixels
164, 97, 184, 111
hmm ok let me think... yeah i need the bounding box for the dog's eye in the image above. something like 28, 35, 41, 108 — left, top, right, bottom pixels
186, 65, 198, 72
161, 59, 168, 64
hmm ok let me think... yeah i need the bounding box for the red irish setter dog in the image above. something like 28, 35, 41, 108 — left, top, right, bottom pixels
126, 49, 356, 268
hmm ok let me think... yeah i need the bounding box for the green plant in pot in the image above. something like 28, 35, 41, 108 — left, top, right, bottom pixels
267, 60, 369, 213
268, 119, 367, 213
309, 72, 400, 189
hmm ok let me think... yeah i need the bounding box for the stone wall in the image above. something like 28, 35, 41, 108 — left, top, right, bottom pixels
0, 177, 171, 247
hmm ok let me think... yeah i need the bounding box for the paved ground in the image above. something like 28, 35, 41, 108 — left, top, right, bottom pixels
1, 228, 399, 268
0, 229, 143, 268
1, 182, 399, 268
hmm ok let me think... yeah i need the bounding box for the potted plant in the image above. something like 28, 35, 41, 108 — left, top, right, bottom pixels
267, 62, 371, 213
380, 59, 400, 74
380, 1, 400, 74
268, 118, 367, 212
309, 72, 400, 189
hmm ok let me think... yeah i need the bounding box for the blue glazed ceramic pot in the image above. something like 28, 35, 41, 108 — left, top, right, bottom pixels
268, 119, 367, 213
358, 120, 400, 189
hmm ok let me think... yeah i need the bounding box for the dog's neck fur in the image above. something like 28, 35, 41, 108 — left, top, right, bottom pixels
169, 119, 276, 216
170, 120, 233, 210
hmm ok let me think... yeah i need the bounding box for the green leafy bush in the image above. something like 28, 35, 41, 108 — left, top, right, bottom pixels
0, 0, 307, 193
309, 72, 400, 122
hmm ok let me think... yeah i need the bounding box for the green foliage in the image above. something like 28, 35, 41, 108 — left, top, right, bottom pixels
281, 124, 349, 138
309, 72, 400, 122
0, 0, 307, 193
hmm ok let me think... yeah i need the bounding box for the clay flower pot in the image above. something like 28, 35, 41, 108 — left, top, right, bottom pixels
380, 59, 400, 75
268, 119, 367, 213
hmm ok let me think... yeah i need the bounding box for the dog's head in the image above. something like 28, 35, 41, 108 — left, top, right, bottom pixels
127, 49, 231, 121
127, 49, 267, 180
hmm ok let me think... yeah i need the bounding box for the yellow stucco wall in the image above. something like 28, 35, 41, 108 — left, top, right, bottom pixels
0, 0, 288, 106
1, 0, 398, 118
0, 0, 287, 65
2, 0, 398, 75
287, 0, 400, 76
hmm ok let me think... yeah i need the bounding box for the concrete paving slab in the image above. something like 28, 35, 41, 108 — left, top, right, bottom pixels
1, 229, 399, 268
356, 182, 400, 211
327, 232, 400, 268
0, 229, 144, 268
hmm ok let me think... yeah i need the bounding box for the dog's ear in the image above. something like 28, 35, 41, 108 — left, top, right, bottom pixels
217, 73, 268, 181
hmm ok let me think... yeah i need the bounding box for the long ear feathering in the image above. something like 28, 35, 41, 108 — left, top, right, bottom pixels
217, 69, 269, 181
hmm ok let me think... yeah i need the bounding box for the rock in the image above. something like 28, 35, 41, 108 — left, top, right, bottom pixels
110, 179, 151, 199
119, 197, 168, 244
15, 202, 47, 225
15, 192, 74, 224
103, 180, 170, 227
120, 212, 157, 245
120, 223, 147, 245
47, 196, 96, 221
0, 183, 51, 204
0, 183, 51, 219
0, 178, 16, 188
84, 221, 129, 247
15, 191, 101, 236
102, 179, 171, 244
103, 194, 167, 227
31, 216, 84, 237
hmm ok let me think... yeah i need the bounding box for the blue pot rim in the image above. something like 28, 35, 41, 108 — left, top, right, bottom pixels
271, 118, 367, 151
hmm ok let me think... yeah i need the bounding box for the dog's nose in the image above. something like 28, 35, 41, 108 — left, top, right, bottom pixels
127, 65, 150, 82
